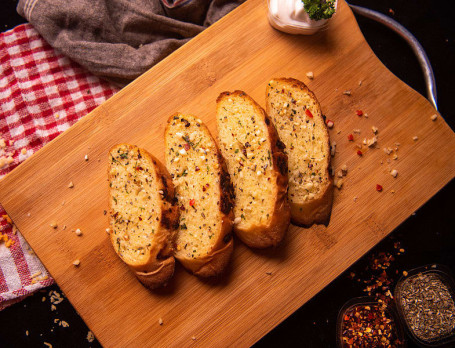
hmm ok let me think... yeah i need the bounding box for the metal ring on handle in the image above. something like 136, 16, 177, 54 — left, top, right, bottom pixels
347, 3, 438, 111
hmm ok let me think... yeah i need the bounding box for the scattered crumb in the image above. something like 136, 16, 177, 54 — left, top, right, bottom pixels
403, 271, 408, 276
266, 271, 272, 276
50, 221, 58, 229
25, 330, 29, 336
337, 130, 341, 134
12, 224, 17, 235
413, 136, 418, 141
72, 259, 80, 267
334, 179, 343, 189
358, 80, 362, 86
31, 271, 42, 278
367, 137, 377, 147
21, 148, 27, 155
44, 343, 52, 348
103, 210, 107, 215
106, 228, 111, 234
372, 126, 378, 134
353, 129, 361, 134
341, 164, 348, 175
306, 71, 314, 79
326, 120, 334, 128
191, 336, 197, 341
68, 182, 74, 188
27, 212, 31, 217
330, 142, 336, 157
342, 90, 351, 96
60, 320, 69, 328
390, 169, 398, 177
84, 154, 89, 161
337, 170, 343, 178
61, 201, 65, 206
392, 154, 398, 160
364, 113, 368, 118
87, 331, 95, 343
390, 190, 395, 194
42, 297, 46, 302
158, 318, 163, 325
62, 225, 67, 230
75, 228, 82, 236
353, 197, 358, 202
51, 304, 56, 311
2, 214, 12, 224
431, 114, 438, 121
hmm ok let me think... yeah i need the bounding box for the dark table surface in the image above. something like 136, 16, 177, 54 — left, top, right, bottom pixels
0, 0, 454, 347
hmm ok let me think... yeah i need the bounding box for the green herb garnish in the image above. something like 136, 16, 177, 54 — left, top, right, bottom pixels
302, 0, 336, 21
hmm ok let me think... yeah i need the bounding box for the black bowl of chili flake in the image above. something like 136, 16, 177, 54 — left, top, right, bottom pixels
394, 264, 455, 347
337, 297, 406, 348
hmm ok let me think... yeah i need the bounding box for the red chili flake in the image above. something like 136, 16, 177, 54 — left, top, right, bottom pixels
189, 199, 195, 206
135, 166, 143, 171
357, 150, 363, 156
356, 110, 363, 116
195, 166, 200, 171
348, 134, 354, 141
376, 184, 383, 192
183, 143, 190, 151
305, 109, 313, 118
138, 217, 142, 221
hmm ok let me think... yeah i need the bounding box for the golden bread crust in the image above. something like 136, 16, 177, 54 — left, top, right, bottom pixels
266, 78, 333, 227
216, 91, 290, 248
164, 114, 234, 277
108, 144, 179, 289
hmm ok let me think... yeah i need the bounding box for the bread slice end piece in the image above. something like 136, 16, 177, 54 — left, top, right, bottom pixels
108, 144, 179, 289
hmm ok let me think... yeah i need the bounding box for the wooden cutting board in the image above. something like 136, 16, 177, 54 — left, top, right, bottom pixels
1, 0, 454, 346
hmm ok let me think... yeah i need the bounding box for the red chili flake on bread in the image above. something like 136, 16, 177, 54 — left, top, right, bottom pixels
305, 109, 313, 118
183, 143, 190, 151
189, 199, 195, 207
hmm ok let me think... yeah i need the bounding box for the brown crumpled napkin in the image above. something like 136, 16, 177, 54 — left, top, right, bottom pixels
17, 0, 244, 86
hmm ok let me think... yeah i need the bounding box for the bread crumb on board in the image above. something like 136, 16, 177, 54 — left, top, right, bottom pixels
431, 114, 438, 121
413, 136, 418, 141
72, 259, 80, 267
50, 221, 57, 229
87, 331, 95, 343
342, 90, 351, 96
306, 71, 314, 79
158, 318, 164, 325
68, 181, 74, 188
84, 154, 89, 161
390, 169, 398, 178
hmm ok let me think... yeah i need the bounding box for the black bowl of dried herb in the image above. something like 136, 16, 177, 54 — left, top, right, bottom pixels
394, 264, 455, 347
337, 296, 406, 347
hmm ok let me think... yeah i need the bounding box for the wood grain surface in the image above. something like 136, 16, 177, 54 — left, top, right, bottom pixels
1, 0, 454, 347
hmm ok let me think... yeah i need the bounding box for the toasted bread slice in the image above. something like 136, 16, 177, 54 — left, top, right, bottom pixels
108, 144, 179, 289
216, 91, 290, 248
164, 113, 234, 277
266, 78, 333, 226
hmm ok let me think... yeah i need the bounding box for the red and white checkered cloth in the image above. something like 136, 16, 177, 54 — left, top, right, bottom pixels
0, 24, 119, 310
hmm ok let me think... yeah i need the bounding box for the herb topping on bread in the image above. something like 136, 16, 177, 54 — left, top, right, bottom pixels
216, 91, 290, 248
